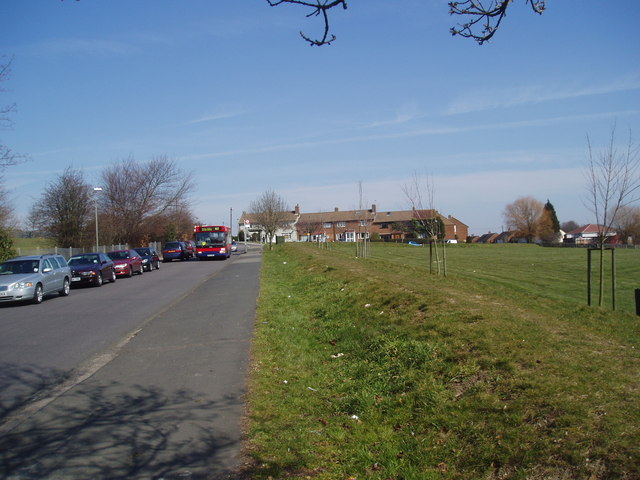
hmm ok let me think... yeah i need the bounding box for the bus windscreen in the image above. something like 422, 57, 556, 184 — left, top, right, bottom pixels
195, 231, 226, 247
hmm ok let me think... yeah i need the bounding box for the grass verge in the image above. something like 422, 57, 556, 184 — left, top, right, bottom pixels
243, 243, 639, 479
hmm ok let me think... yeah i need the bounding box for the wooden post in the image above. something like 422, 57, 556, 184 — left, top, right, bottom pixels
429, 242, 433, 274
611, 248, 616, 311
587, 249, 592, 306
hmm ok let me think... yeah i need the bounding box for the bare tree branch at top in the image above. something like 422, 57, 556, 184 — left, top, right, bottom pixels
267, 0, 546, 46
266, 0, 347, 46
449, 0, 546, 44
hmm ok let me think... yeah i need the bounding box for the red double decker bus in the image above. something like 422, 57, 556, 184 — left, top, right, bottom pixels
193, 225, 232, 260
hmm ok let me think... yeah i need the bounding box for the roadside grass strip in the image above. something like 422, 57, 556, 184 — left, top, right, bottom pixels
244, 244, 640, 479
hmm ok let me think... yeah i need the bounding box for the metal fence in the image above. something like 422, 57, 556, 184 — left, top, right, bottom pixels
14, 242, 162, 260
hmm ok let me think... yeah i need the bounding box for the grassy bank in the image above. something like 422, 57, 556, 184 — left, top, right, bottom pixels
243, 243, 639, 479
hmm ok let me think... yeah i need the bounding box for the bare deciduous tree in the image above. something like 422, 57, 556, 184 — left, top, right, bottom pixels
612, 205, 640, 245
1, 56, 26, 169
560, 220, 579, 233
100, 155, 195, 245
403, 172, 446, 275
503, 196, 543, 243
0, 179, 15, 229
248, 190, 291, 250
584, 127, 640, 306
267, 0, 546, 46
29, 167, 93, 247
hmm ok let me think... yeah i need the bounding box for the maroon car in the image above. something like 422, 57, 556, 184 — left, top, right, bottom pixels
107, 249, 144, 277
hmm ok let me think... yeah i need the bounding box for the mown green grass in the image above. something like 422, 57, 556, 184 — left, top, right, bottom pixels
332, 242, 640, 315
243, 243, 639, 479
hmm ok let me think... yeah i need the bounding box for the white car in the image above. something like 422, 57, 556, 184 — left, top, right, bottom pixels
0, 254, 71, 304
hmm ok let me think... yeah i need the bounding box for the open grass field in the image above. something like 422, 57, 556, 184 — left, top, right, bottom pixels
334, 242, 640, 315
242, 242, 639, 479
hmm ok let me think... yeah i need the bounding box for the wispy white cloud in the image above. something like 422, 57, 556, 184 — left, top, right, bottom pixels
183, 110, 246, 126
24, 31, 175, 57
181, 109, 639, 161
445, 73, 640, 115
362, 102, 423, 129
33, 38, 141, 56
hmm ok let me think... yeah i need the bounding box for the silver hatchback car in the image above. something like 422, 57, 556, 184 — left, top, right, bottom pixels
0, 254, 72, 304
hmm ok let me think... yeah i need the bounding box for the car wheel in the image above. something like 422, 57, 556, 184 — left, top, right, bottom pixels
95, 273, 103, 287
110, 270, 116, 283
32, 284, 44, 304
59, 278, 70, 296
127, 266, 133, 278
138, 265, 143, 275
155, 261, 160, 270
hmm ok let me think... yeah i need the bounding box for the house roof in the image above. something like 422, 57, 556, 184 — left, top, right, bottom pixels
566, 224, 615, 235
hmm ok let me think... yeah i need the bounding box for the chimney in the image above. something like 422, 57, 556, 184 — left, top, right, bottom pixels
334, 207, 339, 212
371, 204, 377, 213
295, 204, 300, 215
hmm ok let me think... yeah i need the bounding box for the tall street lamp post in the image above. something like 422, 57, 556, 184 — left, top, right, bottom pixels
94, 187, 103, 251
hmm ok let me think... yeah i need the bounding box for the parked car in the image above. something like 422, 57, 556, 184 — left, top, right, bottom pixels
184, 240, 196, 258
231, 240, 238, 252
0, 254, 71, 304
135, 247, 160, 271
107, 249, 144, 277
68, 252, 116, 287
162, 241, 189, 262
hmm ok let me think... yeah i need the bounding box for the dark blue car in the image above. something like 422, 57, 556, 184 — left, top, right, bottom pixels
162, 241, 189, 262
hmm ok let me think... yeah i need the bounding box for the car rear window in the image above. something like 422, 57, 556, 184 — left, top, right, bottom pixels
164, 242, 180, 249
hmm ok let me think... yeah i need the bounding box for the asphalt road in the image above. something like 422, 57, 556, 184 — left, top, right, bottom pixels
0, 244, 261, 479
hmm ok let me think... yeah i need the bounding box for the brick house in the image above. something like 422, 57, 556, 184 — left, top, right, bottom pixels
297, 205, 376, 242
296, 205, 468, 243
239, 204, 468, 243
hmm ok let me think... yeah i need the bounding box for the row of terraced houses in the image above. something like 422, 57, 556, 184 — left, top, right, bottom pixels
239, 204, 469, 243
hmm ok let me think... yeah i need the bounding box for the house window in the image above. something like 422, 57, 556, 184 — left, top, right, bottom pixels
380, 223, 389, 229
360, 220, 368, 227
337, 222, 346, 228
323, 222, 332, 228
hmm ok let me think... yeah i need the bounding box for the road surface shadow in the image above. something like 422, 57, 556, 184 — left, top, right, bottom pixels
1, 363, 242, 480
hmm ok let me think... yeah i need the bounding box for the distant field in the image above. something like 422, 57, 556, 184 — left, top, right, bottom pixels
11, 237, 55, 249
330, 242, 640, 315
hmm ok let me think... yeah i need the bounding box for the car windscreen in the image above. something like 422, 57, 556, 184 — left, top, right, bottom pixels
68, 255, 100, 265
0, 260, 39, 274
135, 249, 150, 256
108, 251, 129, 260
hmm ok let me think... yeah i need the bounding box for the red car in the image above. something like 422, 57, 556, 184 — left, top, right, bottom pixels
107, 249, 144, 277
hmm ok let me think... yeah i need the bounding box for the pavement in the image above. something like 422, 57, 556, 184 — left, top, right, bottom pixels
0, 247, 262, 480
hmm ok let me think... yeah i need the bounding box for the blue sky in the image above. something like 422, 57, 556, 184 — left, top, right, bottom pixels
2, 0, 639, 235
